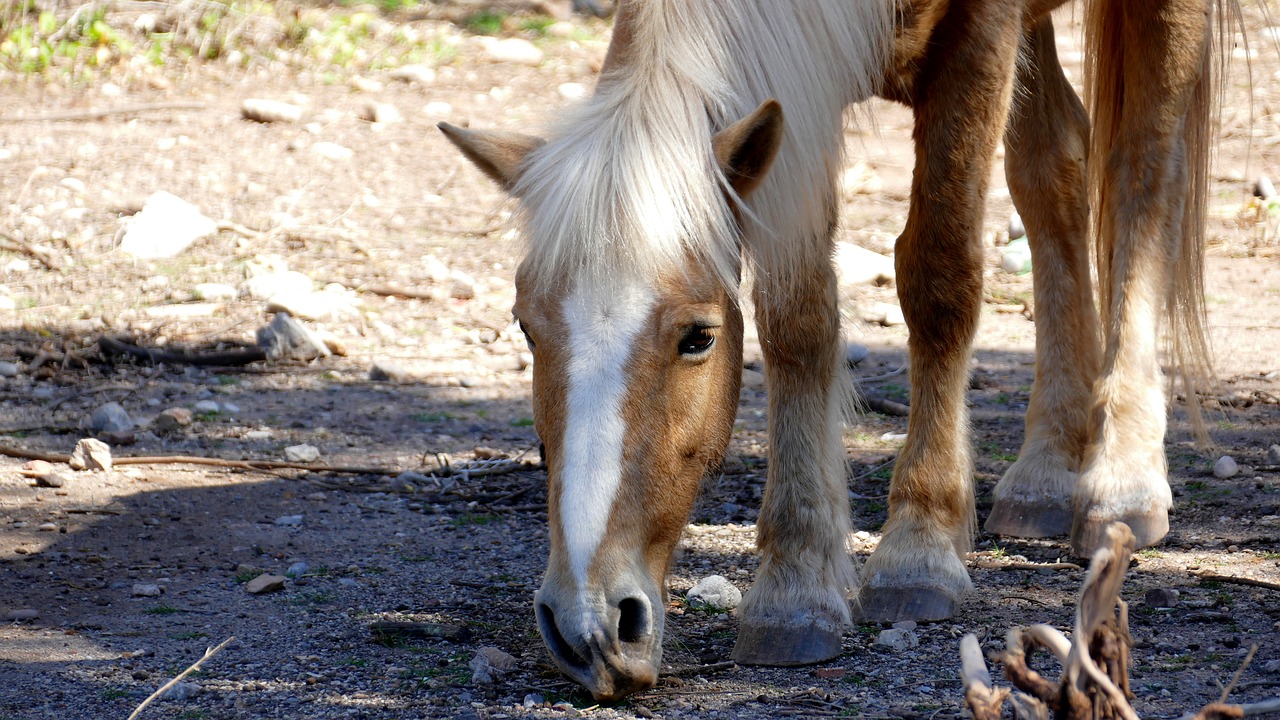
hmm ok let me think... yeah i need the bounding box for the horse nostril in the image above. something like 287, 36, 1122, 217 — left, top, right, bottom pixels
616, 596, 650, 644
537, 602, 590, 668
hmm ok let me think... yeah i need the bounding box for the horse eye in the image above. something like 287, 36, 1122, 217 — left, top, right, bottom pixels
517, 320, 536, 350
678, 326, 716, 357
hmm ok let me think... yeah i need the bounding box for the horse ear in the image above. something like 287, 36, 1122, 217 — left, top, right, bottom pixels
712, 99, 785, 198
438, 123, 546, 192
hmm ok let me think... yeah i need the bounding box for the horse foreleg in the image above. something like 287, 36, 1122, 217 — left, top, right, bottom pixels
858, 0, 1022, 623
987, 17, 1101, 538
1072, 0, 1209, 555
733, 246, 854, 666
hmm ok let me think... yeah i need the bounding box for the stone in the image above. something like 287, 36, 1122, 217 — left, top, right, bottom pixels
265, 289, 358, 320
37, 522, 57, 532
0, 361, 19, 377
0, 297, 15, 311
422, 255, 451, 283
245, 574, 286, 594
274, 515, 304, 527
1144, 587, 1180, 607
558, 82, 587, 100
35, 472, 66, 488
814, 667, 847, 680
132, 583, 163, 597
1267, 444, 1280, 464
449, 271, 477, 300
389, 64, 436, 84
119, 191, 217, 259
284, 444, 320, 463
846, 343, 870, 366
240, 98, 303, 123
155, 407, 193, 432
1008, 210, 1026, 239
1001, 238, 1033, 274
88, 402, 134, 433
1213, 455, 1239, 479
1254, 175, 1277, 200
891, 620, 917, 632
193, 400, 221, 415
69, 438, 112, 471
523, 693, 545, 708
422, 101, 454, 118
6, 609, 38, 621
873, 627, 919, 651
255, 313, 339, 361
833, 242, 895, 286
236, 564, 266, 580
285, 562, 309, 578
312, 141, 353, 162
469, 646, 517, 684
865, 302, 906, 327
193, 283, 237, 302
369, 360, 412, 382
243, 270, 313, 300
162, 682, 200, 701
841, 161, 883, 196
481, 37, 544, 66
361, 101, 403, 124
686, 575, 742, 611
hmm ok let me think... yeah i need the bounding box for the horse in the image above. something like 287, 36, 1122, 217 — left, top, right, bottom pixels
440, 0, 1222, 702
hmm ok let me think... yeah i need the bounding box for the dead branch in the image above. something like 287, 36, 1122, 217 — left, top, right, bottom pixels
1194, 572, 1280, 592
127, 636, 234, 720
863, 396, 910, 416
960, 633, 1010, 720
0, 102, 208, 123
99, 335, 267, 366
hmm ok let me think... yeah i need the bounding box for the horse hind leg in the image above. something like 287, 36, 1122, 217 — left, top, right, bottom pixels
986, 17, 1100, 538
1072, 0, 1210, 555
858, 0, 1023, 622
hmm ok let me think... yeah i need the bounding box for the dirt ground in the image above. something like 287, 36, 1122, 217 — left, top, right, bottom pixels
2, 3, 1279, 719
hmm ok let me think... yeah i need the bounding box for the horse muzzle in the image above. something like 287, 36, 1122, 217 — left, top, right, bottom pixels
534, 584, 663, 702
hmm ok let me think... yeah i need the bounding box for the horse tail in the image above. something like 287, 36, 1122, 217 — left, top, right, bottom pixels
1083, 0, 1235, 445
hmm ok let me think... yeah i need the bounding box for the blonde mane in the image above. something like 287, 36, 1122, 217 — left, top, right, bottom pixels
512, 0, 895, 292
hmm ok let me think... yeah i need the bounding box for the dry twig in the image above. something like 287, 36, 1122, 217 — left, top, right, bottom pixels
127, 636, 234, 720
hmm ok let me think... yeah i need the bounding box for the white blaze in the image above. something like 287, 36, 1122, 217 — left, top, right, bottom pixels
560, 280, 655, 587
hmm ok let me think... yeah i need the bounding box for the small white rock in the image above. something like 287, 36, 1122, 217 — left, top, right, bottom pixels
1001, 238, 1032, 274
481, 37, 544, 66
361, 101, 403, 125
193, 283, 238, 302
0, 361, 19, 377
243, 270, 313, 300
284, 444, 320, 463
193, 400, 221, 414
274, 515, 304, 527
833, 242, 895, 286
69, 438, 113, 471
240, 98, 303, 124
88, 402, 134, 433
312, 141, 353, 162
1213, 455, 1239, 479
865, 302, 906, 327
686, 575, 742, 611
558, 82, 587, 100
389, 64, 436, 84
119, 191, 217, 259
162, 682, 201, 701
1267, 444, 1280, 465
132, 583, 163, 597
422, 101, 454, 118
873, 627, 919, 652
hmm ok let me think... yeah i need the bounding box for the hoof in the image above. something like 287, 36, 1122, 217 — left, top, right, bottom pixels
1072, 509, 1167, 557
985, 495, 1072, 538
856, 585, 958, 623
732, 619, 842, 666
